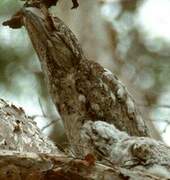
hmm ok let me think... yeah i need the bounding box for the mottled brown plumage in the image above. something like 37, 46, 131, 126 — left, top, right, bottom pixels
1, 2, 151, 156
20, 5, 149, 142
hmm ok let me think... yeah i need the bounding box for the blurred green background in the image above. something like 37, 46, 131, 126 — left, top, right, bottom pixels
1, 0, 170, 145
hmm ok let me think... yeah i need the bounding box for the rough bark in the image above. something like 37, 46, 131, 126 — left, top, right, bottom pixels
0, 99, 59, 154
0, 99, 170, 179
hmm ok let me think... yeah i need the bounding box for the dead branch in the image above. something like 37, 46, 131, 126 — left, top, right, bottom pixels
0, 100, 170, 179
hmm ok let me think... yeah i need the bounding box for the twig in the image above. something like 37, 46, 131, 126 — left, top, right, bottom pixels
41, 119, 58, 131
138, 103, 170, 109
38, 97, 47, 117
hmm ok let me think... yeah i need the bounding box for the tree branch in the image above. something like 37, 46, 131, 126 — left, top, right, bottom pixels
0, 100, 169, 179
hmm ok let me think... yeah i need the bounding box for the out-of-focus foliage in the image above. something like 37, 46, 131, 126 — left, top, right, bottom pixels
101, 0, 170, 142
0, 0, 49, 114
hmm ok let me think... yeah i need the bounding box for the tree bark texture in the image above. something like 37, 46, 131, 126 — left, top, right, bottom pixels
0, 99, 59, 154
0, 99, 170, 179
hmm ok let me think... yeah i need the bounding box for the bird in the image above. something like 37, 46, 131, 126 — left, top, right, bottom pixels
4, 2, 150, 155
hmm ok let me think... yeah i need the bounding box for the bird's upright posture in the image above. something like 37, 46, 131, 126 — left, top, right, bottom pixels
3, 2, 150, 155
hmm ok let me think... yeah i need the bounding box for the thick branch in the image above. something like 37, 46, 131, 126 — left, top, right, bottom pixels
0, 99, 59, 154
0, 100, 169, 179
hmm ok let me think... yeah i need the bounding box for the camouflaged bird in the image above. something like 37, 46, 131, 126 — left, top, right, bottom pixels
3, 2, 150, 153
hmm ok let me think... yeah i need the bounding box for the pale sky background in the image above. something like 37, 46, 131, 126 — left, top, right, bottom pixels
137, 0, 170, 144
